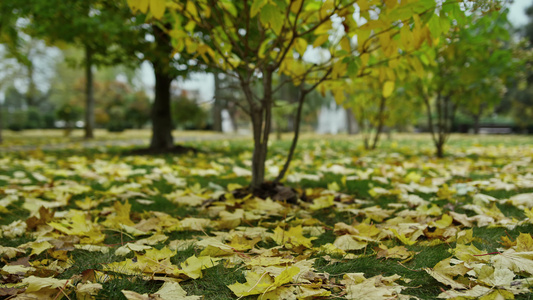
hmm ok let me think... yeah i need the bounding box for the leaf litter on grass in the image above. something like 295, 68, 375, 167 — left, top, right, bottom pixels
1, 138, 533, 299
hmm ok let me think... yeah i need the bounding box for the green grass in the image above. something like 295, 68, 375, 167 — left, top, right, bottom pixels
2, 133, 533, 299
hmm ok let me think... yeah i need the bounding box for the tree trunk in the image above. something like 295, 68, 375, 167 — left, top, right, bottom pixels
250, 70, 273, 190
275, 88, 305, 183
436, 142, 444, 158
228, 107, 238, 132
251, 109, 267, 189
212, 72, 223, 132
370, 96, 387, 150
0, 101, 3, 144
473, 107, 483, 135
346, 108, 357, 134
84, 46, 95, 139
150, 67, 174, 149
26, 63, 37, 108
149, 25, 174, 150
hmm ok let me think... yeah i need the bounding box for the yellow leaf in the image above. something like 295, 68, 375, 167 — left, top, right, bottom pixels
139, 0, 150, 13
273, 266, 300, 286
272, 225, 317, 249
333, 235, 367, 251
179, 255, 221, 279
228, 271, 274, 297
376, 244, 414, 260
315, 20, 333, 35
186, 0, 198, 19
127, 0, 140, 12
0, 246, 25, 259
382, 80, 394, 98
294, 38, 308, 56
492, 250, 533, 274
22, 275, 71, 293
516, 233, 533, 252
76, 282, 103, 299
390, 228, 416, 246
290, 0, 303, 14
227, 235, 261, 251
424, 257, 469, 289
150, 0, 166, 19
121, 290, 147, 300
434, 214, 453, 229
477, 265, 515, 287
309, 195, 334, 210
155, 281, 201, 299
2, 265, 35, 275
358, 0, 369, 11
525, 207, 533, 221
456, 229, 474, 245
313, 35, 329, 48
340, 36, 351, 52
29, 241, 53, 256
144, 247, 175, 261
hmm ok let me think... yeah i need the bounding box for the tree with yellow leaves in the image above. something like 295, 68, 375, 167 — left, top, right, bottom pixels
129, 0, 499, 189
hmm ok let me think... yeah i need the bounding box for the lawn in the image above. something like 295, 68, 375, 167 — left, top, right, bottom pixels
1, 132, 533, 299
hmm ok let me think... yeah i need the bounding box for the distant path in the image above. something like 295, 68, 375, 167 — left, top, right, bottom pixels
0, 133, 250, 153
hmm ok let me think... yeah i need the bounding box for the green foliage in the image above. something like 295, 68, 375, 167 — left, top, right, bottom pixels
172, 95, 209, 130
56, 103, 83, 126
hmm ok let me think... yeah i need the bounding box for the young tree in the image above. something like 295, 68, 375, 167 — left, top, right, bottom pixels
131, 0, 479, 189
342, 55, 418, 150
413, 7, 518, 156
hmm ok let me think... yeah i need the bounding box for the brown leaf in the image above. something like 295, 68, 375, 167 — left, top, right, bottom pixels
0, 287, 24, 297
25, 206, 55, 230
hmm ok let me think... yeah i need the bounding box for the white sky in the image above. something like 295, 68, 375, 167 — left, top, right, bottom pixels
508, 0, 530, 26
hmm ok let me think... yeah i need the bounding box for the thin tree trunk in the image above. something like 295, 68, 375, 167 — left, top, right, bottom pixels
370, 96, 387, 150
275, 89, 305, 183
84, 45, 95, 139
212, 72, 223, 132
26, 63, 37, 108
250, 70, 273, 190
149, 25, 174, 150
228, 107, 238, 132
473, 110, 481, 134
0, 101, 3, 144
251, 108, 266, 189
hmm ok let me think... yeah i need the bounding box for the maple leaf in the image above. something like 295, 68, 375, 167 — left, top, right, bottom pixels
476, 265, 515, 287
0, 246, 25, 259
424, 257, 470, 289
101, 201, 135, 228
272, 226, 317, 249
390, 228, 417, 246
309, 195, 335, 210
176, 255, 221, 279
155, 282, 201, 300
515, 233, 533, 252
27, 241, 53, 256
333, 235, 367, 251
342, 273, 406, 300
492, 250, 533, 275
22, 275, 71, 293
226, 234, 261, 251
376, 244, 414, 261
227, 271, 274, 297
76, 282, 103, 299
